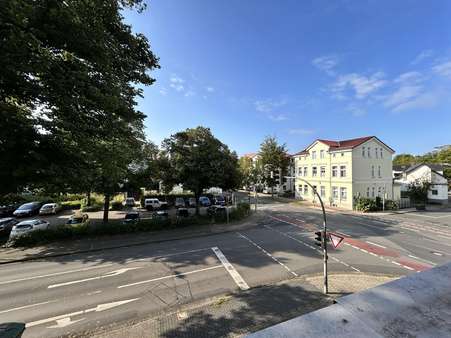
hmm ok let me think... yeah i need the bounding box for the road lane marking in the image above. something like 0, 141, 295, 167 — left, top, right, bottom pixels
26, 298, 139, 328
131, 247, 213, 263
211, 247, 249, 290
433, 252, 443, 256
0, 300, 57, 315
48, 267, 143, 289
47, 317, 85, 328
0, 264, 114, 285
408, 255, 437, 266
236, 232, 298, 277
365, 241, 386, 249
117, 265, 223, 289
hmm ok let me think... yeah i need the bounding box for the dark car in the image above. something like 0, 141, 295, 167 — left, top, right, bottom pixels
176, 208, 189, 217
13, 202, 42, 217
123, 211, 140, 224
207, 205, 227, 216
0, 218, 18, 236
0, 203, 22, 217
213, 195, 226, 206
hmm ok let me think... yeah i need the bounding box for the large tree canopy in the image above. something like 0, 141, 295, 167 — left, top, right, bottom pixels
161, 127, 240, 213
258, 136, 290, 193
1, 0, 159, 221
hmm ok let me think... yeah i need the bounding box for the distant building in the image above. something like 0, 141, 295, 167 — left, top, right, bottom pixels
393, 163, 449, 204
292, 136, 395, 210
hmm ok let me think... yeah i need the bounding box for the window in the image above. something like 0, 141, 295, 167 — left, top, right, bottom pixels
366, 187, 370, 197
432, 189, 438, 195
298, 167, 302, 176
372, 187, 375, 198
303, 167, 308, 176
332, 166, 338, 177
371, 165, 375, 178
377, 187, 381, 196
320, 186, 325, 197
304, 185, 308, 194
375, 148, 378, 158
367, 147, 371, 158
332, 186, 338, 199
312, 166, 317, 177
362, 146, 366, 157
378, 165, 381, 178
320, 166, 326, 177
341, 152, 344, 157
312, 151, 317, 159
320, 150, 325, 159
340, 187, 347, 200
333, 153, 336, 157
380, 148, 383, 158
312, 185, 317, 196
340, 165, 346, 177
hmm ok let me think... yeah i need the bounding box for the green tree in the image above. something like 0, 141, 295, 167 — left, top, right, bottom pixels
1, 0, 159, 222
161, 127, 240, 214
393, 154, 417, 167
407, 178, 431, 209
258, 136, 290, 196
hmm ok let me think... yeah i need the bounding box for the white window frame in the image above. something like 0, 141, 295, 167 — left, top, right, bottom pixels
332, 186, 338, 199
312, 166, 317, 177
375, 148, 378, 158
372, 187, 375, 198
312, 151, 317, 160
362, 146, 366, 157
371, 165, 375, 178
367, 147, 371, 158
380, 148, 383, 158
378, 165, 381, 178
320, 150, 325, 159
320, 186, 325, 197
304, 185, 308, 195
340, 187, 347, 200
303, 166, 308, 176
340, 165, 346, 177
366, 187, 370, 198
332, 166, 338, 177
320, 166, 326, 177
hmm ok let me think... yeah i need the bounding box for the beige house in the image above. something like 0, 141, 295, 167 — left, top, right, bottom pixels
293, 136, 395, 210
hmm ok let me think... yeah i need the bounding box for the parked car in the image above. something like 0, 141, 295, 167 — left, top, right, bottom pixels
13, 202, 42, 217
152, 210, 169, 220
66, 213, 89, 227
124, 197, 136, 207
39, 203, 61, 215
175, 198, 186, 208
123, 211, 140, 224
0, 218, 18, 236
9, 219, 50, 239
176, 208, 189, 217
213, 195, 226, 206
207, 205, 227, 216
0, 203, 22, 217
188, 198, 197, 208
144, 198, 168, 211
198, 196, 211, 207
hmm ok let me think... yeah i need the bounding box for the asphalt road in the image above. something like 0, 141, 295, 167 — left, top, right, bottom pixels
0, 200, 450, 337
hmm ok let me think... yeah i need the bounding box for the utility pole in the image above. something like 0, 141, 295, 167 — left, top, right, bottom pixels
285, 176, 328, 294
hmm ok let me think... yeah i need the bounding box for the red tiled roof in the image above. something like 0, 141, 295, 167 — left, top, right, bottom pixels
243, 152, 258, 158
293, 136, 394, 156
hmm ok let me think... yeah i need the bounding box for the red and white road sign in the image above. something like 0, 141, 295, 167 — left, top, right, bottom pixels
328, 233, 344, 249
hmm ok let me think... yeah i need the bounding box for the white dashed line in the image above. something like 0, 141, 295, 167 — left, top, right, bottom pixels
365, 241, 386, 249
212, 247, 249, 290
237, 232, 298, 277
408, 255, 437, 266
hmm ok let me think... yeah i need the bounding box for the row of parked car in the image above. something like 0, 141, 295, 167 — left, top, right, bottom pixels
0, 201, 62, 218
123, 195, 227, 210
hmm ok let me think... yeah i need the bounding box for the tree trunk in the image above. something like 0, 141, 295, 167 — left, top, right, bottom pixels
86, 191, 91, 206
195, 191, 200, 216
103, 193, 110, 223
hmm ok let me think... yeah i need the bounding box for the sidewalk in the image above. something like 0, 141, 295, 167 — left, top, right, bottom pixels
89, 273, 397, 338
0, 213, 265, 265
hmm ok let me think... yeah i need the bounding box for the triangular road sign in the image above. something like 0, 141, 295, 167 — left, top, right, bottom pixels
329, 233, 344, 249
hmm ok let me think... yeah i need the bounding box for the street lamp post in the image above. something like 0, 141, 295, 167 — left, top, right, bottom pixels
286, 176, 328, 294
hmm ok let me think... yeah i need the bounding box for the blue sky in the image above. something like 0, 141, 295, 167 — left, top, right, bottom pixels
124, 0, 451, 156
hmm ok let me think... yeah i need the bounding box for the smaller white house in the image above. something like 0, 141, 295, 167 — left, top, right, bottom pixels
393, 163, 449, 204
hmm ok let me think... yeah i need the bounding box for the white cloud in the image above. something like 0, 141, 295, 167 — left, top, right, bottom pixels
312, 55, 339, 75
432, 60, 451, 78
346, 104, 366, 117
169, 75, 185, 92
394, 71, 423, 84
254, 98, 287, 113
288, 128, 314, 135
268, 114, 288, 121
206, 86, 215, 92
411, 49, 434, 65
331, 72, 387, 99
391, 91, 440, 113
384, 85, 422, 109
184, 90, 196, 97
159, 87, 168, 96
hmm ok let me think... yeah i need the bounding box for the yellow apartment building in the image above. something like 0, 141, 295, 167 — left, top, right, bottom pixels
293, 136, 395, 210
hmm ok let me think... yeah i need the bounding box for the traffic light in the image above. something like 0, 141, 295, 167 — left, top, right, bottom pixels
314, 231, 322, 247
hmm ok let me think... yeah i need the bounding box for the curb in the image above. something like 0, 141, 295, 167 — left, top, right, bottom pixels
0, 222, 262, 266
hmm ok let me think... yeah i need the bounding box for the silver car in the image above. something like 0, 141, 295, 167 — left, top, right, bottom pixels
9, 219, 50, 239
39, 203, 61, 215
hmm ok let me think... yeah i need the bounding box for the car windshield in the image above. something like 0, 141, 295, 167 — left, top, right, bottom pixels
16, 224, 33, 229
125, 213, 139, 220
18, 203, 35, 210
42, 204, 54, 209
67, 218, 83, 224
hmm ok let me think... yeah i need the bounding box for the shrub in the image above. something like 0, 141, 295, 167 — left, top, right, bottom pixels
81, 203, 102, 212
110, 201, 123, 211
355, 197, 379, 212
384, 200, 398, 210
61, 200, 82, 210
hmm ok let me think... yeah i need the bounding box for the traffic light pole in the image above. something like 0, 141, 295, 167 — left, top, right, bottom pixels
286, 177, 328, 294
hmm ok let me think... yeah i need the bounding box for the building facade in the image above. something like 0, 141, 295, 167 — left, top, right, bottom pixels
293, 136, 394, 210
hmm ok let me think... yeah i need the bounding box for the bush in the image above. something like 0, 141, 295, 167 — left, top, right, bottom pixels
61, 200, 82, 210
355, 197, 379, 212
384, 200, 398, 210
230, 202, 251, 220
81, 203, 102, 212
110, 201, 123, 211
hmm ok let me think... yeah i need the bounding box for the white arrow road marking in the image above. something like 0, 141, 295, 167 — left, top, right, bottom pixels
26, 298, 139, 328
47, 317, 85, 328
211, 247, 249, 290
0, 264, 114, 285
47, 267, 142, 289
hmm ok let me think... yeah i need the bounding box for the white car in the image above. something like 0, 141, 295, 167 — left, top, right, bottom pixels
39, 203, 61, 215
9, 219, 50, 239
144, 198, 168, 210
124, 197, 136, 207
